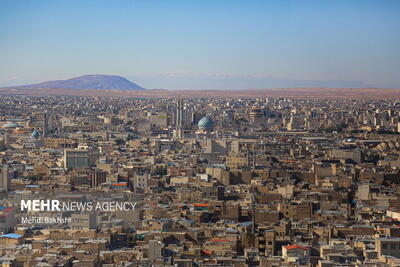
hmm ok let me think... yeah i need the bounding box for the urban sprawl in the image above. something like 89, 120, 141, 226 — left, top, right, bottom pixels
1, 96, 400, 266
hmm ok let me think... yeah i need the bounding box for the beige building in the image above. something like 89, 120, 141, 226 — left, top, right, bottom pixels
44, 137, 76, 149
71, 213, 97, 230
375, 237, 400, 258
64, 148, 98, 169
226, 152, 249, 169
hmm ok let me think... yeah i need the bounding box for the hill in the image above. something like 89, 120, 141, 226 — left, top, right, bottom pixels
5, 75, 145, 90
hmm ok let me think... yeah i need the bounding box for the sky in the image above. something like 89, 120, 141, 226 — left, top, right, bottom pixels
0, 0, 399, 90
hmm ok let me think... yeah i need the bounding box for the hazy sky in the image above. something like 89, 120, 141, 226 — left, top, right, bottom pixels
0, 0, 399, 89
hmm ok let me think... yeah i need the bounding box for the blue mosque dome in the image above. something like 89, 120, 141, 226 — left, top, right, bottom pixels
31, 129, 40, 138
2, 122, 21, 128
198, 116, 213, 130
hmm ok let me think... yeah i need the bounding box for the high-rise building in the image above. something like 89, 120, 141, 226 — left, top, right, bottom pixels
0, 206, 16, 234
174, 99, 192, 138
176, 99, 184, 128
35, 112, 49, 137
0, 165, 11, 192
174, 99, 192, 128
148, 240, 164, 261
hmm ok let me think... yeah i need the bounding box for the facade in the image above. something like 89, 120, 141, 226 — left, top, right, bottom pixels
64, 149, 98, 169
0, 207, 15, 234
226, 151, 250, 169
148, 240, 164, 261
376, 238, 400, 258
0, 165, 11, 192
282, 245, 310, 264
71, 213, 97, 230
44, 137, 76, 148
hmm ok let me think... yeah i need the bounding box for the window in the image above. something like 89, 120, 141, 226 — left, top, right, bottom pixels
391, 244, 396, 249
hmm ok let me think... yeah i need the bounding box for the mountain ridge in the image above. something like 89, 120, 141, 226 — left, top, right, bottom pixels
3, 74, 145, 90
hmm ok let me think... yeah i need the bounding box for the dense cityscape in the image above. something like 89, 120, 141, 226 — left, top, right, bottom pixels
0, 96, 400, 266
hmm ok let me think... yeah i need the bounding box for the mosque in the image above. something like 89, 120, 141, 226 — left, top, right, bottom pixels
197, 116, 214, 133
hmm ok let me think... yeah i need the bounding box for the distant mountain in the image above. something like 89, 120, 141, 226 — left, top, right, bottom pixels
130, 73, 376, 90
7, 75, 145, 90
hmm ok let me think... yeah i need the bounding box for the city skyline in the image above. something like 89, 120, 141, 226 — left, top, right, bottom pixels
3, 1, 400, 265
